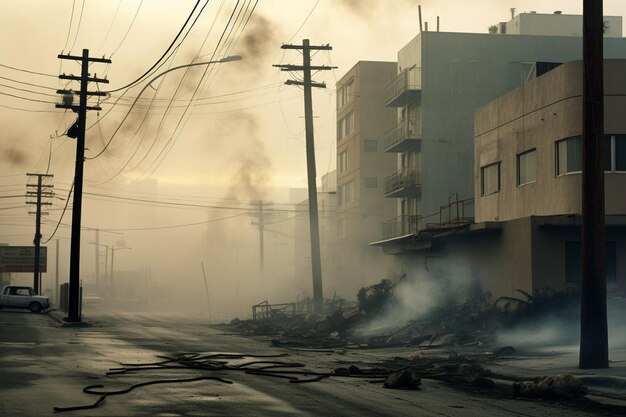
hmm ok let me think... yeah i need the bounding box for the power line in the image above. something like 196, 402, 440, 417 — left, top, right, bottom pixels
69, 0, 86, 51
0, 75, 55, 90
105, 0, 202, 93
110, 0, 144, 56
0, 91, 56, 104
43, 181, 73, 244
0, 82, 58, 97
98, 0, 123, 51
140, 0, 252, 179
91, 213, 245, 231
288, 0, 320, 43
63, 0, 77, 50
0, 63, 56, 78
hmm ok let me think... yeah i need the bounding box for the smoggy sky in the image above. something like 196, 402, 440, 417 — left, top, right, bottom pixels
3, 0, 626, 191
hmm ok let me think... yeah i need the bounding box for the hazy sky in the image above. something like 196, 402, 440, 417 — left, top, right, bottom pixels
3, 1, 626, 314
3, 0, 626, 192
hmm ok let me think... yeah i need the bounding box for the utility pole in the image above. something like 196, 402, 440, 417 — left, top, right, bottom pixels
274, 40, 335, 314
104, 245, 109, 290
55, 239, 60, 304
580, 0, 608, 369
250, 201, 267, 269
109, 246, 131, 299
56, 49, 111, 322
110, 247, 115, 298
94, 229, 100, 294
26, 173, 54, 294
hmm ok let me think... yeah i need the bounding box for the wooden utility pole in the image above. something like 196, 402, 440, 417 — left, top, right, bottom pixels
94, 229, 100, 293
26, 173, 53, 294
580, 0, 609, 369
250, 201, 267, 269
274, 40, 335, 314
56, 49, 110, 322
55, 239, 60, 304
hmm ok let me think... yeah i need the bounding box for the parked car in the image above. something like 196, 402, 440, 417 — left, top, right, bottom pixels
0, 285, 50, 313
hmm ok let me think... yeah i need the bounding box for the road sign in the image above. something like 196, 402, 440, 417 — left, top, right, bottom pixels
0, 246, 47, 273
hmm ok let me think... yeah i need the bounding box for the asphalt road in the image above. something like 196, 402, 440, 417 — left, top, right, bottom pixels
0, 307, 619, 416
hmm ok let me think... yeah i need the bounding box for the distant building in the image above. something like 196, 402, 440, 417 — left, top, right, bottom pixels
335, 61, 397, 296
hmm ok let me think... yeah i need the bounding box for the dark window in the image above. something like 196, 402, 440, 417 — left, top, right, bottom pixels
363, 139, 378, 152
565, 241, 616, 283
481, 162, 500, 195
556, 136, 582, 175
536, 62, 562, 77
517, 149, 537, 185
616, 135, 626, 171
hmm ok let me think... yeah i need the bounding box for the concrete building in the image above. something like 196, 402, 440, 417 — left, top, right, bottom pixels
374, 60, 626, 300
368, 12, 626, 300
335, 61, 397, 296
375, 11, 626, 248
471, 59, 626, 297
493, 11, 622, 37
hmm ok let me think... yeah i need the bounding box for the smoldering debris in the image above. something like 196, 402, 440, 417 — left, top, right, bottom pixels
514, 374, 588, 399
225, 275, 626, 355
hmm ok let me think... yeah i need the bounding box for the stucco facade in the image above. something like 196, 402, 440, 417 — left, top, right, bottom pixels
335, 61, 397, 296
475, 60, 626, 222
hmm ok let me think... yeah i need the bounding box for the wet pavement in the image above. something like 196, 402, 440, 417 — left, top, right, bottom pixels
1, 307, 625, 416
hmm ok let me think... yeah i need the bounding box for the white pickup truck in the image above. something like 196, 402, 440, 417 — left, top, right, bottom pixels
0, 285, 50, 313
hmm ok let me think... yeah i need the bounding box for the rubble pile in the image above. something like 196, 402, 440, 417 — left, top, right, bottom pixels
224, 280, 600, 351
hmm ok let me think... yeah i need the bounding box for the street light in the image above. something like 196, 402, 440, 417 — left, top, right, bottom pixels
93, 55, 243, 159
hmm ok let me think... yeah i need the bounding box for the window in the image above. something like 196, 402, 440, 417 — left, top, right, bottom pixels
337, 112, 354, 140
337, 180, 354, 205
556, 136, 582, 175
338, 150, 348, 173
338, 79, 353, 108
565, 241, 616, 283
617, 135, 626, 171
481, 162, 500, 196
363, 139, 378, 152
604, 134, 626, 172
517, 149, 537, 186
364, 177, 378, 189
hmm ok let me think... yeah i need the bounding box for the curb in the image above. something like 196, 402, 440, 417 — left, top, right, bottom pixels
45, 308, 93, 327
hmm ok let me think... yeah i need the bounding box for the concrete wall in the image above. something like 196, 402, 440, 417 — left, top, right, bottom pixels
387, 32, 626, 228
504, 13, 622, 38
335, 61, 398, 296
475, 60, 626, 223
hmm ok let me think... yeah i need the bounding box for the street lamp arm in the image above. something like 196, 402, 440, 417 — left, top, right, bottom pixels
87, 55, 242, 160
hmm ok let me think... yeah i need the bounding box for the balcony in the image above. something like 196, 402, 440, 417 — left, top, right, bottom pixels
384, 118, 422, 153
385, 67, 421, 107
384, 168, 421, 198
382, 215, 421, 240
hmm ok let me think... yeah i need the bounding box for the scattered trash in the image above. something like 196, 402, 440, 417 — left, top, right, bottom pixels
514, 374, 588, 399
383, 368, 421, 389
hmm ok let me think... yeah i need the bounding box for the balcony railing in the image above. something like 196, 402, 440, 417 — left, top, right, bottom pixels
384, 118, 422, 153
384, 168, 421, 198
385, 67, 421, 107
382, 215, 421, 240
